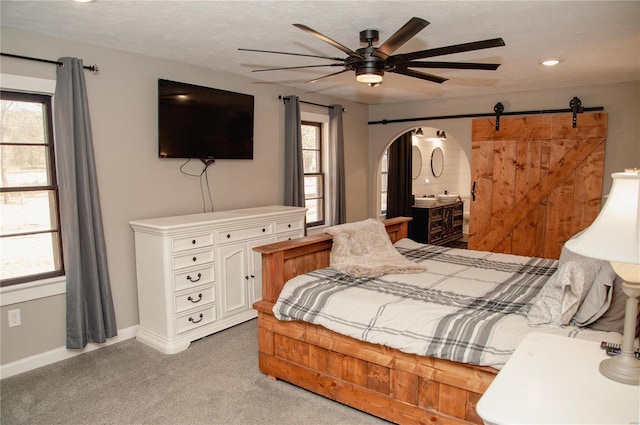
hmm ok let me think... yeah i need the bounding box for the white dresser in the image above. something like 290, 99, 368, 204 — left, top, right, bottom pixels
130, 205, 306, 354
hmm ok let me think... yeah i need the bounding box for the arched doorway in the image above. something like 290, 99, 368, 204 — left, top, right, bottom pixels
378, 126, 472, 235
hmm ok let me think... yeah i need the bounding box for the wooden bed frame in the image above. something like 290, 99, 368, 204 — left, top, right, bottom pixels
253, 217, 497, 425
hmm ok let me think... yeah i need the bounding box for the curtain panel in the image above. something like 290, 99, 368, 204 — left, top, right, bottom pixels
328, 105, 346, 224
386, 131, 413, 219
283, 96, 305, 207
54, 57, 117, 349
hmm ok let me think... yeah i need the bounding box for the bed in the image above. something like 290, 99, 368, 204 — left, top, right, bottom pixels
252, 217, 620, 424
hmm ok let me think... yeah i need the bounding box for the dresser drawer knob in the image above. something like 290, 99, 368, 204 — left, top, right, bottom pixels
227, 234, 231, 239
187, 293, 203, 303
188, 313, 204, 324
192, 256, 197, 262
288, 224, 291, 228
262, 228, 266, 232
191, 239, 196, 245
186, 273, 201, 282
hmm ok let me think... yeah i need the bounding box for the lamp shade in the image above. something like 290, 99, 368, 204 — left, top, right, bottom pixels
565, 170, 640, 265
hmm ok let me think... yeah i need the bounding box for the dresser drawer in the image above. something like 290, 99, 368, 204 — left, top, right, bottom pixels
217, 224, 273, 243
172, 233, 214, 253
176, 305, 216, 334
174, 286, 215, 314
276, 218, 304, 234
172, 248, 214, 270
275, 231, 303, 242
173, 264, 215, 291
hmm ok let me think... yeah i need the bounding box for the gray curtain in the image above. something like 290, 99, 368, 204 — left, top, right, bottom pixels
283, 95, 305, 207
386, 131, 413, 219
54, 57, 117, 349
328, 105, 346, 224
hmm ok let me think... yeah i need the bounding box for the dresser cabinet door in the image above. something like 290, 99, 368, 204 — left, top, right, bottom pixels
217, 243, 249, 318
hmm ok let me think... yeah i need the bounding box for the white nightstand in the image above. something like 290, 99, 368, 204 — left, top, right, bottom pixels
476, 332, 639, 424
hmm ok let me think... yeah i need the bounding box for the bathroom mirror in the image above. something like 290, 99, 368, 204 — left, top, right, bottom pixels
431, 147, 444, 177
411, 145, 422, 180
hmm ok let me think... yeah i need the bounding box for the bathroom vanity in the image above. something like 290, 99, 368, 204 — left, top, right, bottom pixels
410, 200, 464, 245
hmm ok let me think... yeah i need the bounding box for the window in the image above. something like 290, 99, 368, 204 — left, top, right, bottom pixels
301, 121, 324, 226
380, 149, 389, 216
0, 90, 63, 286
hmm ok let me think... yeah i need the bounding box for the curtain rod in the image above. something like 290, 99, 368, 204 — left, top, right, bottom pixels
369, 99, 603, 127
279, 95, 346, 112
1, 53, 100, 74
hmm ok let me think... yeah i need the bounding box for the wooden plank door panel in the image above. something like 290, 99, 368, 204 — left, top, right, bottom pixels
468, 113, 606, 259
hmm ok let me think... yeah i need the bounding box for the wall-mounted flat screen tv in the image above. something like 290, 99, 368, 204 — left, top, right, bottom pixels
158, 79, 254, 160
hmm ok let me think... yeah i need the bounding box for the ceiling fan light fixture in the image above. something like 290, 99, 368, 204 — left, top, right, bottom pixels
356, 72, 383, 84
356, 66, 383, 84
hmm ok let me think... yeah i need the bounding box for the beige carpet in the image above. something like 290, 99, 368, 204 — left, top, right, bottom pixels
0, 319, 388, 425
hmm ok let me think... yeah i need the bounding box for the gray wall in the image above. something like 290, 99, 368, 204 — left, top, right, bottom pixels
0, 27, 370, 365
368, 81, 640, 216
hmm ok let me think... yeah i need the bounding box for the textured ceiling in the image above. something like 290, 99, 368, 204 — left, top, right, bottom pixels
1, 0, 639, 104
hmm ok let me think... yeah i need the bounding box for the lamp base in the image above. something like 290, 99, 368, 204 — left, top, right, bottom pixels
599, 353, 640, 386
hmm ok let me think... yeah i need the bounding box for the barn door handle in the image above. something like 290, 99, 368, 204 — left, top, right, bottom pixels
471, 181, 477, 201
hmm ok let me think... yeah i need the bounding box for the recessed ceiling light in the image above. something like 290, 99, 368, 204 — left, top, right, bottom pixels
73, 0, 95, 3
541, 58, 561, 66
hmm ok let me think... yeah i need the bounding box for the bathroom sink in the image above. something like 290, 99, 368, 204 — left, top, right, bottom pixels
415, 197, 437, 207
437, 194, 459, 203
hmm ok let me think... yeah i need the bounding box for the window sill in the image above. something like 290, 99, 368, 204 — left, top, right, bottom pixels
0, 276, 66, 306
307, 225, 330, 236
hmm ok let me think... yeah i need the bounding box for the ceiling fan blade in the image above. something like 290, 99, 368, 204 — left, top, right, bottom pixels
394, 38, 506, 62
306, 69, 350, 83
374, 17, 429, 60
404, 61, 500, 70
251, 63, 344, 72
238, 48, 346, 62
390, 67, 448, 84
293, 24, 364, 59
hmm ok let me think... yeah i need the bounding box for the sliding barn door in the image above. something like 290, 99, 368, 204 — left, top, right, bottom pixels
468, 113, 607, 259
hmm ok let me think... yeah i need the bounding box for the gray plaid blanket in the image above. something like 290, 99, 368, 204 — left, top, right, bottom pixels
273, 238, 615, 368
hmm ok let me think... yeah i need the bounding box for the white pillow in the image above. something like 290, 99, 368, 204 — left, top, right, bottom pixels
571, 265, 615, 326
527, 260, 600, 326
558, 239, 617, 327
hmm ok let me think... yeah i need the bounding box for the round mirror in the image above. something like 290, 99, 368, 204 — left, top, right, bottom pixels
431, 147, 444, 177
411, 146, 422, 180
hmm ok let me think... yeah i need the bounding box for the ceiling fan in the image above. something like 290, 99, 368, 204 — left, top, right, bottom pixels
239, 17, 505, 86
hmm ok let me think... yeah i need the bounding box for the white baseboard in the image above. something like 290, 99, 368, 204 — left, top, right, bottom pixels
0, 325, 138, 380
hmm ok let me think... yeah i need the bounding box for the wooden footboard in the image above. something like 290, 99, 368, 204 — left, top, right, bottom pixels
253, 217, 498, 424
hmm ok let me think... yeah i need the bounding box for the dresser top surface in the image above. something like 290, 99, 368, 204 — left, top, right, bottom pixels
130, 205, 306, 231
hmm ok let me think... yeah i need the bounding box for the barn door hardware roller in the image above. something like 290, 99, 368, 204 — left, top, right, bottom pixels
570, 97, 584, 128
494, 102, 504, 131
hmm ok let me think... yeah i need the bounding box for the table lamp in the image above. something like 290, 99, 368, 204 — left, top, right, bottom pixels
565, 169, 640, 385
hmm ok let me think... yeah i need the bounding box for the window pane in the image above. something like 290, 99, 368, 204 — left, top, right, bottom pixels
0, 232, 61, 280
304, 175, 322, 199
381, 193, 387, 214
0, 145, 50, 187
305, 198, 322, 224
1, 190, 58, 235
381, 151, 389, 173
0, 99, 46, 144
303, 150, 320, 173
301, 124, 320, 149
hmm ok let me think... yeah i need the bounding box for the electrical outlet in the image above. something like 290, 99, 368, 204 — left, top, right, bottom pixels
8, 309, 21, 327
